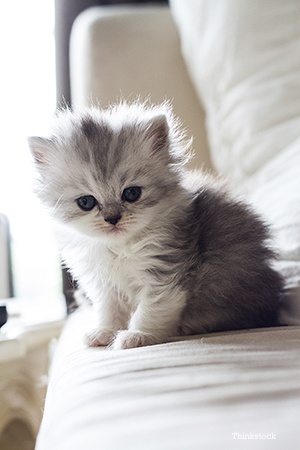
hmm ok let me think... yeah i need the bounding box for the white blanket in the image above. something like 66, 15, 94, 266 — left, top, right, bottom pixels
36, 308, 300, 450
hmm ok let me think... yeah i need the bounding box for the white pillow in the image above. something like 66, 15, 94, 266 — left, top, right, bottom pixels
170, 0, 300, 324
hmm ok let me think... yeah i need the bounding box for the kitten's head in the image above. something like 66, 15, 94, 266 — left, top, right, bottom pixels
28, 102, 191, 243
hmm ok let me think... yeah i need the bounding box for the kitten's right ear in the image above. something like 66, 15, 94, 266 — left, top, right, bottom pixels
28, 137, 54, 166
146, 114, 169, 155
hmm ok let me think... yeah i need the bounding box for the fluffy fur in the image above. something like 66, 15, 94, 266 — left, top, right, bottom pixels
28, 101, 284, 349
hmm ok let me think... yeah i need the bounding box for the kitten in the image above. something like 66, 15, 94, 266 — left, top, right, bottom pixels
28, 101, 284, 350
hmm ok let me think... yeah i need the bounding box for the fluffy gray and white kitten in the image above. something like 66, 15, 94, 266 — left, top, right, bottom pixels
28, 102, 283, 349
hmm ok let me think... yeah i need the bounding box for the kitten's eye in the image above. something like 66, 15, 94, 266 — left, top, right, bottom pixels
77, 195, 98, 211
122, 187, 141, 203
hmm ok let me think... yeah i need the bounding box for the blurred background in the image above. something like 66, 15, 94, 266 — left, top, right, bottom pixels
0, 0, 60, 303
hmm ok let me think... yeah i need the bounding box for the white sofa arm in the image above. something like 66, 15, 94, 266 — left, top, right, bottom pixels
69, 5, 212, 170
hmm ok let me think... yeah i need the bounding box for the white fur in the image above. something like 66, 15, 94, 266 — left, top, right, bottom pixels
55, 189, 189, 350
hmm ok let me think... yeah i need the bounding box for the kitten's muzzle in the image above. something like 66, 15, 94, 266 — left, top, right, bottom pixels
104, 215, 122, 226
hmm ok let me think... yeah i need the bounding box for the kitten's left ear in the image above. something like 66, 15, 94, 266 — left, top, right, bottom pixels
146, 114, 169, 155
28, 136, 54, 166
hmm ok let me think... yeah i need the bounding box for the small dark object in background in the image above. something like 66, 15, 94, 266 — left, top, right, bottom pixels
0, 305, 8, 328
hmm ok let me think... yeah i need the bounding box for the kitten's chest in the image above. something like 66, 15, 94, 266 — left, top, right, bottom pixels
102, 242, 151, 293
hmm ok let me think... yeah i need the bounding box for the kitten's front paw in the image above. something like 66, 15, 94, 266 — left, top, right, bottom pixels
84, 328, 115, 347
112, 330, 158, 350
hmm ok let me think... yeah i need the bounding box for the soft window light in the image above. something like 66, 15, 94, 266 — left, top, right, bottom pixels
0, 0, 62, 303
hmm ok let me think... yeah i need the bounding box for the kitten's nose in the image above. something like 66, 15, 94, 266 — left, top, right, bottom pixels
104, 215, 121, 226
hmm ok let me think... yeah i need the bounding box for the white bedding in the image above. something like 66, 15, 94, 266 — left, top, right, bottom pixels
36, 308, 300, 450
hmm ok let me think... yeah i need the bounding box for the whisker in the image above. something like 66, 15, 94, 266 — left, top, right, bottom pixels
53, 195, 64, 214
34, 181, 51, 197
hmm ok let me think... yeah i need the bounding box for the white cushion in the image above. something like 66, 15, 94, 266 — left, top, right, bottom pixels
170, 0, 300, 324
170, 0, 300, 180
35, 308, 300, 450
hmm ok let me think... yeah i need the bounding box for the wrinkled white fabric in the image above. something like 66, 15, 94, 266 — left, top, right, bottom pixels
35, 308, 300, 450
170, 0, 300, 180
